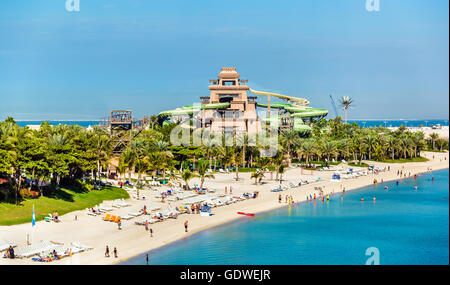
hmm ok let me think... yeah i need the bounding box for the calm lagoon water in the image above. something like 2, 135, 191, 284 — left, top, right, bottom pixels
121, 169, 449, 265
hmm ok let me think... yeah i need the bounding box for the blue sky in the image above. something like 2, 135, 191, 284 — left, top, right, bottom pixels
0, 0, 448, 120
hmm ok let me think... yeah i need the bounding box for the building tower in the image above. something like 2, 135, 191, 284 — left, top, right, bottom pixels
201, 67, 260, 134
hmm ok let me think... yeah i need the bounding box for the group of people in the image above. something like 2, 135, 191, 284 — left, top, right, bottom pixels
52, 211, 60, 222
224, 186, 233, 195
3, 246, 15, 259
278, 194, 295, 204
105, 245, 118, 258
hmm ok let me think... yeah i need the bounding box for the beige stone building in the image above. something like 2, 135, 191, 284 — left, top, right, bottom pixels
200, 67, 261, 135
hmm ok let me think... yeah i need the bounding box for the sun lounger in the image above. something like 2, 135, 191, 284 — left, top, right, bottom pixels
85, 208, 97, 216
99, 204, 113, 211
128, 211, 142, 217
119, 214, 134, 220
14, 240, 59, 259
0, 239, 16, 252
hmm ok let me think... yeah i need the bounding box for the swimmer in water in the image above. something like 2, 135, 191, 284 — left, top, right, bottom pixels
414, 186, 418, 190
361, 197, 364, 202
373, 197, 376, 202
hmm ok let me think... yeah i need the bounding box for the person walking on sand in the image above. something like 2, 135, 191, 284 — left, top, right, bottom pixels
278, 194, 282, 203
225, 186, 228, 195
184, 221, 189, 232
146, 254, 149, 265
105, 246, 110, 257
149, 228, 153, 237
145, 220, 149, 231
113, 247, 118, 258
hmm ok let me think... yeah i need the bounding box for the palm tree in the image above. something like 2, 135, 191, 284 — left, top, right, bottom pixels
398, 134, 412, 159
385, 135, 398, 160
121, 149, 136, 181
363, 134, 377, 160
280, 130, 299, 165
134, 158, 149, 186
411, 132, 425, 157
91, 126, 111, 181
116, 159, 127, 181
230, 149, 242, 181
298, 140, 316, 164
319, 140, 337, 164
180, 168, 196, 190
250, 170, 264, 185
429, 132, 439, 151
339, 96, 354, 123
196, 159, 215, 190
436, 138, 448, 152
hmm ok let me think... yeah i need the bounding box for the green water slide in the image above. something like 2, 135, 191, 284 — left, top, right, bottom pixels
158, 102, 230, 116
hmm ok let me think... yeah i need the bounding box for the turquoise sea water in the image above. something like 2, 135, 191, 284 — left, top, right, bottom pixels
120, 169, 449, 265
16, 120, 100, 128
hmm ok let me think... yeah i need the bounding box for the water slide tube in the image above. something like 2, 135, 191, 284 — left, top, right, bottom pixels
158, 102, 230, 116
249, 88, 310, 106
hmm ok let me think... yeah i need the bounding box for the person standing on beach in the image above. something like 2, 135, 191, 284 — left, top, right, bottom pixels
146, 254, 149, 265
145, 220, 149, 231
225, 186, 227, 194
278, 194, 282, 203
184, 221, 189, 232
230, 186, 232, 195
149, 228, 153, 237
105, 246, 110, 258
113, 247, 118, 258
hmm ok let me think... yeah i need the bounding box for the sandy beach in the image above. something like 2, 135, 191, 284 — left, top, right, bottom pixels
1, 151, 448, 265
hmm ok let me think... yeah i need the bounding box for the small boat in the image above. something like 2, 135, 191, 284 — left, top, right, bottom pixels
237, 212, 255, 217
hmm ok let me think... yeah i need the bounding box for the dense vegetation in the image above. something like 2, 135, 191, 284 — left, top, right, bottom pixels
1, 116, 448, 206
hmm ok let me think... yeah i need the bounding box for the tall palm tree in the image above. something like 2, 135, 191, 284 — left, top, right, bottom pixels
319, 140, 337, 163
91, 126, 111, 181
134, 158, 149, 186
116, 159, 127, 181
429, 132, 439, 151
363, 134, 377, 160
298, 140, 316, 164
180, 168, 196, 190
339, 96, 354, 123
385, 135, 398, 160
398, 134, 412, 159
121, 149, 136, 181
251, 170, 265, 185
280, 130, 299, 165
196, 159, 215, 190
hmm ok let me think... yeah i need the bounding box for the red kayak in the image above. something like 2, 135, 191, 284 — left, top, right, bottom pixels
237, 212, 255, 217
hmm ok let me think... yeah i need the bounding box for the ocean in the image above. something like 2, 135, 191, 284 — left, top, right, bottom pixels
120, 169, 449, 265
15, 119, 449, 129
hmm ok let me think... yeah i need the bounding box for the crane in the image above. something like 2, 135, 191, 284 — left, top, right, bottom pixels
329, 95, 339, 118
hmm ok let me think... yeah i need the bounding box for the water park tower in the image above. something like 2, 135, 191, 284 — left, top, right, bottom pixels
158, 67, 329, 135
201, 67, 260, 134
100, 110, 146, 154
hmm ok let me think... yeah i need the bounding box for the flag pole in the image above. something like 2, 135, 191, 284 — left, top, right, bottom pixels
32, 204, 35, 245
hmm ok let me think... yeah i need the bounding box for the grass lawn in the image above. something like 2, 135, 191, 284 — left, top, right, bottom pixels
348, 162, 370, 167
238, 167, 276, 172
0, 185, 129, 226
367, 157, 429, 164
